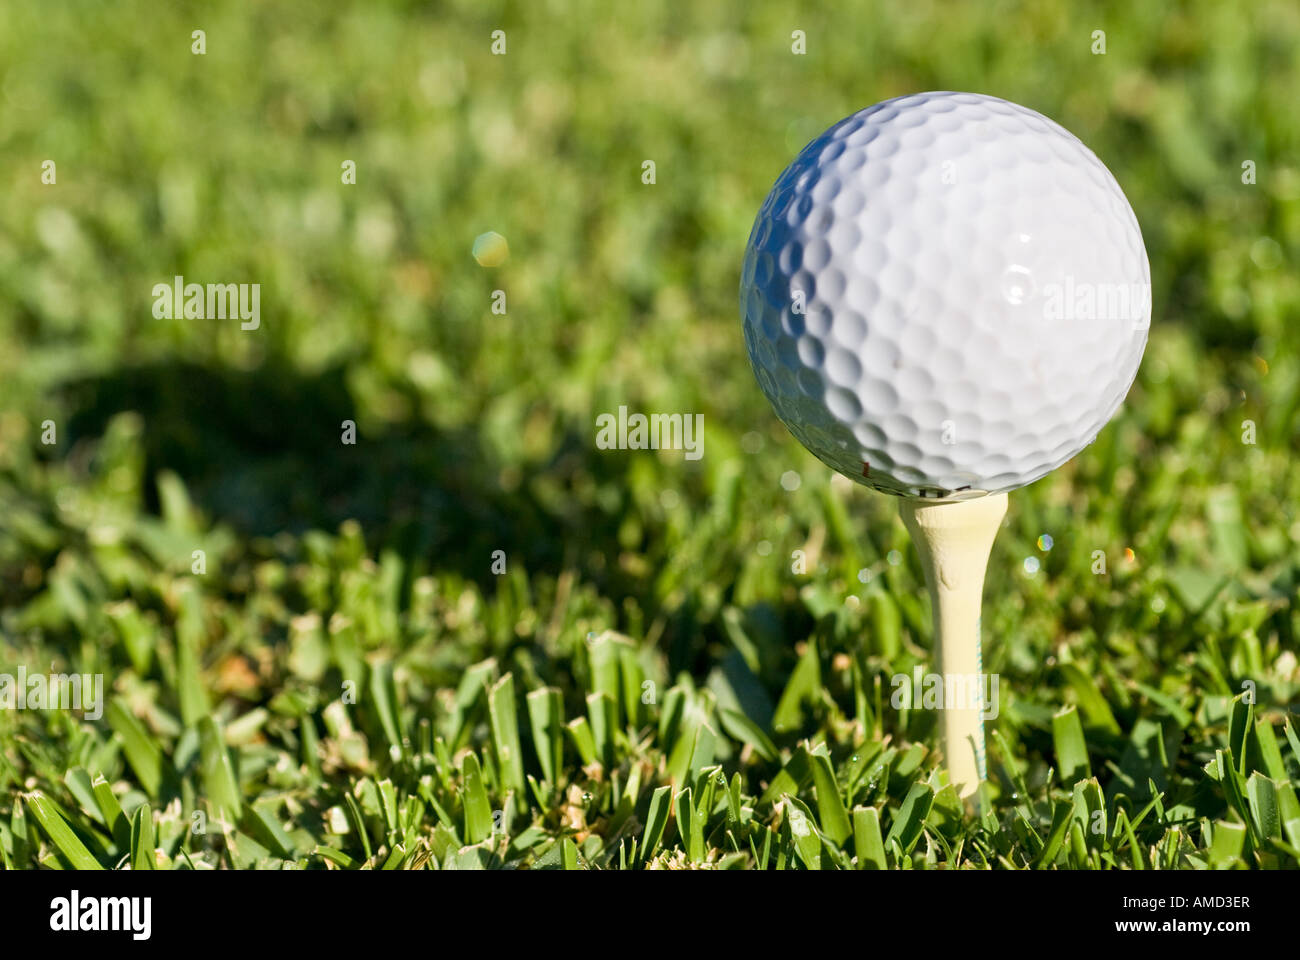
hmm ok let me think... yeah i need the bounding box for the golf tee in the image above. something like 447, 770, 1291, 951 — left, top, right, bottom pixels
898, 493, 1008, 799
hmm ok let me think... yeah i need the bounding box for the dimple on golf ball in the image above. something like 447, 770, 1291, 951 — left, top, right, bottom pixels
740, 91, 1150, 499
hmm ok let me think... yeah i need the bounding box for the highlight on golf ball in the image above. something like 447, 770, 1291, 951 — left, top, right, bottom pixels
740, 91, 1151, 500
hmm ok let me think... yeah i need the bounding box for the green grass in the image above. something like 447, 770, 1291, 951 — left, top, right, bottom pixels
1, 0, 1299, 869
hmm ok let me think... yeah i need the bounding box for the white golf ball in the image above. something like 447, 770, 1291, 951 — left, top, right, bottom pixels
740, 92, 1150, 499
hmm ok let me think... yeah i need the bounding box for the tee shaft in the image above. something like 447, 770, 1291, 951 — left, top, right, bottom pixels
898, 493, 1008, 798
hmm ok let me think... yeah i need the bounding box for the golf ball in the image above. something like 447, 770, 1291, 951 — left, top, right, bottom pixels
740, 92, 1150, 499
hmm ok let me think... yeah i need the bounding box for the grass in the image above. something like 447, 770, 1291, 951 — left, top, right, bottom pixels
1, 0, 1299, 869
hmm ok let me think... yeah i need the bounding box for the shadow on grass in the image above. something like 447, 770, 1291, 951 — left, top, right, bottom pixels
61, 360, 621, 589
58, 360, 824, 700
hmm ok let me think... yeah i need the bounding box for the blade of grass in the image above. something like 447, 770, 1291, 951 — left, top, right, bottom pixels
852, 806, 886, 870
175, 583, 210, 726
783, 796, 823, 870
1246, 772, 1279, 839
106, 699, 163, 797
885, 783, 934, 855
488, 673, 526, 794
368, 659, 404, 753
1276, 782, 1300, 852
717, 708, 778, 763
244, 803, 297, 859
461, 753, 492, 844
91, 774, 129, 851
1255, 718, 1287, 781
1052, 705, 1091, 783
1207, 820, 1247, 869
1034, 799, 1074, 868
561, 837, 579, 869
566, 716, 598, 767
810, 753, 851, 845
1058, 663, 1121, 735
772, 638, 820, 733
130, 803, 155, 870
586, 691, 617, 770
641, 785, 672, 863
198, 715, 242, 820
25, 792, 102, 870
674, 788, 704, 863
526, 687, 564, 786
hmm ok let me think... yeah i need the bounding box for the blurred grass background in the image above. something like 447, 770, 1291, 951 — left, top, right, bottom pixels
0, 0, 1298, 869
